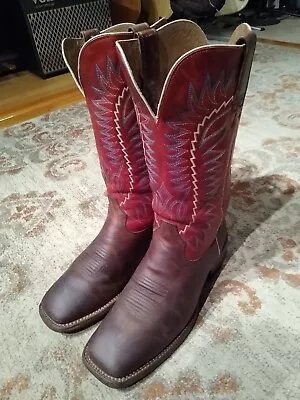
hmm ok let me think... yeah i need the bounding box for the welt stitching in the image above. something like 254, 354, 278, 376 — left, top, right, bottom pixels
40, 294, 119, 328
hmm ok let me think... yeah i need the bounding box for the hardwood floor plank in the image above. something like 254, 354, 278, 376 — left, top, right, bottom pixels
0, 71, 83, 129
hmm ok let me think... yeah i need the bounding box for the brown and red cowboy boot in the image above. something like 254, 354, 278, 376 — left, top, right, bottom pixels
82, 20, 256, 387
39, 22, 164, 333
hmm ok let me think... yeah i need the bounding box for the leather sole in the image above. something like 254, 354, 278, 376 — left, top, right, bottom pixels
82, 245, 227, 388
39, 294, 119, 334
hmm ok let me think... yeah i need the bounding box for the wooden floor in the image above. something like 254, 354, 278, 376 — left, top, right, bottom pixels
0, 71, 83, 129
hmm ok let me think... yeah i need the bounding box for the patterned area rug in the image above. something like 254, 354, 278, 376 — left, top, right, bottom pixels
1, 44, 300, 400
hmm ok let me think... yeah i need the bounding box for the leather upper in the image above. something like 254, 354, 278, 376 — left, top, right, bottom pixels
41, 200, 152, 327
86, 221, 227, 378
118, 31, 244, 259
79, 33, 154, 233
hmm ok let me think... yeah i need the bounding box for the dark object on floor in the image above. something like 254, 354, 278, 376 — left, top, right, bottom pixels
171, 0, 226, 18
0, 0, 27, 76
170, 0, 283, 30
0, 52, 23, 76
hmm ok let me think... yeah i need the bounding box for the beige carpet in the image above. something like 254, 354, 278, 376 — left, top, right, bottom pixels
1, 43, 300, 400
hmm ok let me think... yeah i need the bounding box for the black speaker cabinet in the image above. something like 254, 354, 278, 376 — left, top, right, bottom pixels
18, 0, 111, 78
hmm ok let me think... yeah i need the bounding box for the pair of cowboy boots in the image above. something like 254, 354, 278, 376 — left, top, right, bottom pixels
40, 20, 256, 388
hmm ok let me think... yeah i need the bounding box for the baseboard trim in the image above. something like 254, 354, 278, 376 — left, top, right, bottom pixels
257, 37, 300, 50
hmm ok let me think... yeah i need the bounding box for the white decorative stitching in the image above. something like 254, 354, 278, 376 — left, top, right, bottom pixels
136, 110, 159, 188
114, 87, 134, 206
216, 236, 221, 256
92, 61, 124, 168
180, 96, 234, 235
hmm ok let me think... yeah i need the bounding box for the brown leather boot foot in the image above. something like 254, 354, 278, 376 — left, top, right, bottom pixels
82, 222, 228, 388
39, 200, 152, 333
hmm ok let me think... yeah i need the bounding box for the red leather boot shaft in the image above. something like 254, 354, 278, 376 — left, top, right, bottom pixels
79, 34, 153, 232
121, 44, 244, 259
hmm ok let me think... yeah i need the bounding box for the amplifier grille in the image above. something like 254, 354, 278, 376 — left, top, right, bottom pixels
27, 1, 111, 75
